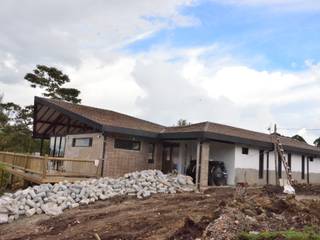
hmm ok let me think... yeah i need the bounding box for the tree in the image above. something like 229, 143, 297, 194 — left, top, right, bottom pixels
0, 95, 8, 129
314, 137, 320, 147
177, 119, 191, 126
24, 65, 81, 104
292, 134, 307, 143
0, 96, 47, 153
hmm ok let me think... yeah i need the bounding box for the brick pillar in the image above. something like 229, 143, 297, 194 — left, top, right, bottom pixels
200, 142, 210, 189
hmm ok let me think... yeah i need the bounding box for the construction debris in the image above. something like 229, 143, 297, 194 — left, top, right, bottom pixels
0, 170, 194, 224
202, 192, 320, 240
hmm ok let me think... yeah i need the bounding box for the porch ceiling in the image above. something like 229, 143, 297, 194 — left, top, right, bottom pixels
33, 98, 102, 139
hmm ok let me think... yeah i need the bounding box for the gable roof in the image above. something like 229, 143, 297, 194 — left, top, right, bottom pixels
33, 97, 320, 156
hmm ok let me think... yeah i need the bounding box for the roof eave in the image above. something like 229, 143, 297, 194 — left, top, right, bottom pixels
102, 125, 159, 138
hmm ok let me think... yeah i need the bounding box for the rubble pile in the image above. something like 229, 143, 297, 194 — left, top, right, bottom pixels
0, 170, 194, 224
203, 193, 320, 240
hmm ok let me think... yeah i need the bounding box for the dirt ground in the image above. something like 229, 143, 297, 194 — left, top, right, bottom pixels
0, 186, 319, 240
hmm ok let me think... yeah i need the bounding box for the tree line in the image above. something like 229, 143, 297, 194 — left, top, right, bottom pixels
0, 65, 81, 153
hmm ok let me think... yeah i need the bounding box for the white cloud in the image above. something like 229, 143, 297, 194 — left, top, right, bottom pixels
67, 56, 145, 116
1, 0, 320, 145
212, 0, 320, 11
129, 46, 320, 142
0, 0, 197, 85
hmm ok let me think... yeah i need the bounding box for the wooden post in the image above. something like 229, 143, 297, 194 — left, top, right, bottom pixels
7, 173, 13, 189
24, 155, 29, 171
100, 134, 107, 177
0, 169, 3, 188
12, 153, 15, 169
42, 154, 48, 179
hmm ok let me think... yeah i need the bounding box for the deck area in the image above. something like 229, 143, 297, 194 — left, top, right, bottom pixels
0, 151, 101, 184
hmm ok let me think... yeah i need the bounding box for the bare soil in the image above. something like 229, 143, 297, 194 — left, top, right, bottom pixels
0, 186, 319, 240
0, 188, 234, 240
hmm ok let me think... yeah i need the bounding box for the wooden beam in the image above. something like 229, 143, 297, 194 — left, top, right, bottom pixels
42, 114, 64, 137
37, 106, 51, 122
37, 109, 58, 134
37, 120, 91, 130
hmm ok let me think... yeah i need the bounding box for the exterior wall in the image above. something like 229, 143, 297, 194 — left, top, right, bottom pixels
104, 136, 162, 178
234, 145, 265, 185
63, 132, 104, 175
64, 133, 104, 160
62, 132, 320, 185
234, 144, 320, 185
308, 157, 320, 184
209, 142, 235, 185
63, 133, 162, 178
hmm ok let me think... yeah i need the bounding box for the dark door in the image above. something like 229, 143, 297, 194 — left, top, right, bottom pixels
162, 145, 172, 174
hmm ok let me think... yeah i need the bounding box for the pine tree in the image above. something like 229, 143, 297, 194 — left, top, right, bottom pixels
24, 65, 81, 104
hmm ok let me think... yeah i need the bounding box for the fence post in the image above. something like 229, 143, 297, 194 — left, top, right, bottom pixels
42, 155, 48, 179
0, 169, 3, 188
12, 153, 15, 169
24, 155, 28, 171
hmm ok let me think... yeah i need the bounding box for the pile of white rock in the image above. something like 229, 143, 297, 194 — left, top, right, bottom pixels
0, 170, 194, 224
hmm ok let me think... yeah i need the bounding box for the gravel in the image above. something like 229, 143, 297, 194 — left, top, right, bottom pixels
0, 170, 194, 224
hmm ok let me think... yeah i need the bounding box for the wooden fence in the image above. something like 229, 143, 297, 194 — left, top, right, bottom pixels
0, 151, 101, 184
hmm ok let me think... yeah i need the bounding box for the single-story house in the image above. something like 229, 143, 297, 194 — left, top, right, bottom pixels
33, 97, 320, 187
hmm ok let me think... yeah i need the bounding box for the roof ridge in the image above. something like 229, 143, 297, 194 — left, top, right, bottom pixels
203, 121, 210, 132
207, 121, 271, 137
165, 121, 208, 129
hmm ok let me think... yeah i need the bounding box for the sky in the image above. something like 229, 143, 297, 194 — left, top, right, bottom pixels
0, 0, 320, 143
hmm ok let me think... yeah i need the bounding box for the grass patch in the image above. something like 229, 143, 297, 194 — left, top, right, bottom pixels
0, 162, 10, 195
239, 228, 320, 240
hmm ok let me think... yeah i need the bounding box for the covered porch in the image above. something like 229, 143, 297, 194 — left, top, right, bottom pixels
161, 140, 235, 188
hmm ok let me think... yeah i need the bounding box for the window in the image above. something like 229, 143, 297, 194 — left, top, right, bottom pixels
114, 139, 141, 151
301, 155, 305, 180
148, 143, 155, 164
49, 136, 66, 157
242, 147, 249, 155
288, 153, 292, 170
259, 150, 264, 179
278, 153, 282, 178
72, 137, 93, 147
49, 136, 56, 156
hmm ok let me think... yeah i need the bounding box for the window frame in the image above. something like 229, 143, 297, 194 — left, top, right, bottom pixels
114, 138, 141, 151
72, 137, 93, 147
49, 136, 66, 157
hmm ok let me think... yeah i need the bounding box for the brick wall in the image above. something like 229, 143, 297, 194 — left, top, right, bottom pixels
103, 136, 162, 177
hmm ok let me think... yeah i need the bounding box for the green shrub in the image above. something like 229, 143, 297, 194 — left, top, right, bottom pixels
0, 163, 10, 193
238, 228, 320, 240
